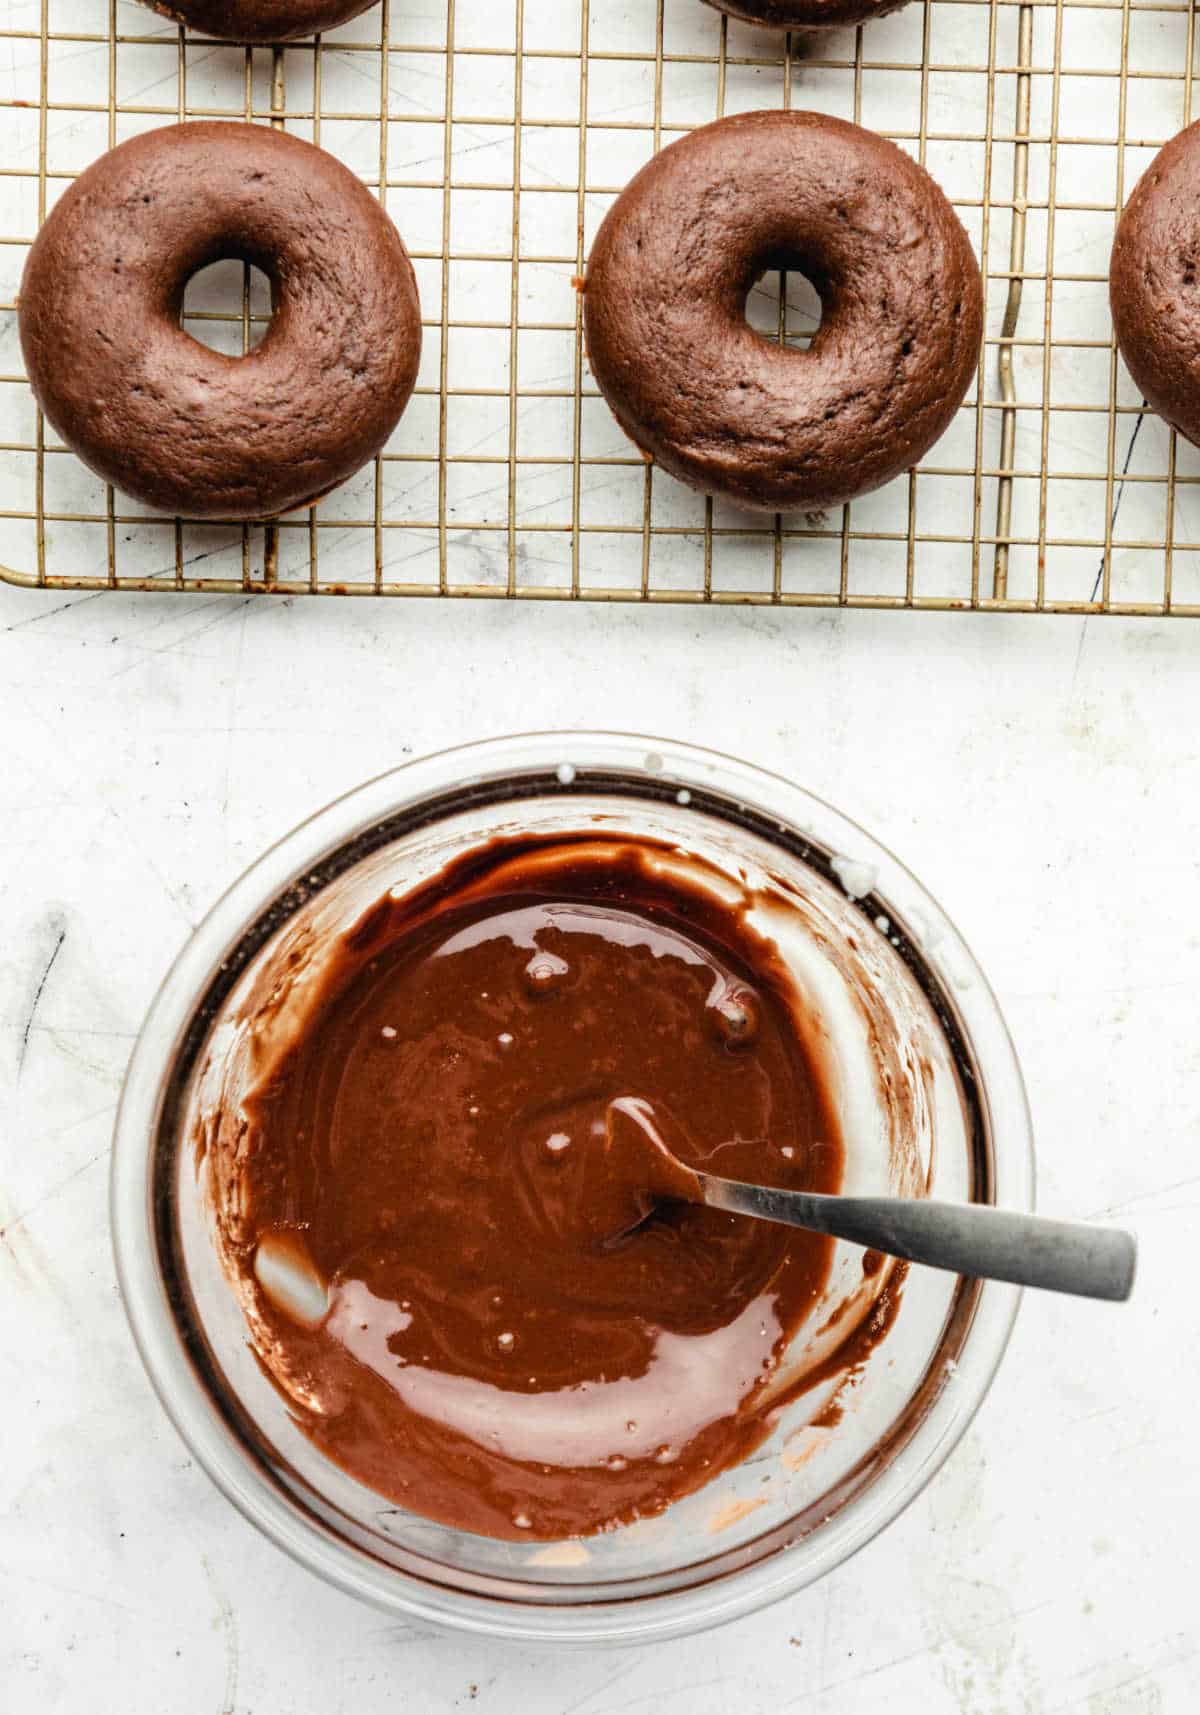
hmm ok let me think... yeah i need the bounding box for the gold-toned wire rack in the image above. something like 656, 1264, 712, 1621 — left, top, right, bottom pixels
0, 0, 1198, 610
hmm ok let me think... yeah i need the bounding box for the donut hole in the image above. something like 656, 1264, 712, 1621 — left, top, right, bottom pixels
745, 259, 823, 352
182, 257, 274, 355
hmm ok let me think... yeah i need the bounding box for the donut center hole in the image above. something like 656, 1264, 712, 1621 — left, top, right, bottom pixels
745, 262, 823, 351
182, 258, 274, 355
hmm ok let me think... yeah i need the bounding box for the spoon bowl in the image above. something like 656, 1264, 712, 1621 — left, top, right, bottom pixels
604, 1097, 1136, 1302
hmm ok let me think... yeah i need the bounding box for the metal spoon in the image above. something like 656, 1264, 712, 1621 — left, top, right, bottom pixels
605, 1098, 1137, 1302
694, 1176, 1137, 1302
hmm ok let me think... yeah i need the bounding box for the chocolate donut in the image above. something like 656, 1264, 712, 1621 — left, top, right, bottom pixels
1111, 122, 1200, 447
584, 111, 982, 514
19, 122, 420, 521
148, 0, 376, 44
705, 0, 910, 30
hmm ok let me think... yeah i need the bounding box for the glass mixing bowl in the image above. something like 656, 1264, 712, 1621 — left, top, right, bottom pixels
111, 733, 1032, 1645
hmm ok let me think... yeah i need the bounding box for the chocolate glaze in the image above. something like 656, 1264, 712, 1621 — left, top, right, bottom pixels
583, 111, 983, 514
149, 0, 376, 43
211, 836, 858, 1540
705, 0, 910, 28
19, 123, 421, 520
1111, 122, 1200, 449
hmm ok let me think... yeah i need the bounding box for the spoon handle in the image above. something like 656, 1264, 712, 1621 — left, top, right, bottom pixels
697, 1179, 1137, 1302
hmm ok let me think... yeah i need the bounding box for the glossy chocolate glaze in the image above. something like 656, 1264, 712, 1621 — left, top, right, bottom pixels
1111, 122, 1200, 450
583, 111, 983, 514
19, 123, 421, 520
212, 836, 851, 1540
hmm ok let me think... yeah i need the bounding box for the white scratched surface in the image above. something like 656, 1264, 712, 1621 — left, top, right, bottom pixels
1, 589, 1198, 1713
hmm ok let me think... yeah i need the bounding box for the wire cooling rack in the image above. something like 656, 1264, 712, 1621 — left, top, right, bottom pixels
0, 0, 1198, 610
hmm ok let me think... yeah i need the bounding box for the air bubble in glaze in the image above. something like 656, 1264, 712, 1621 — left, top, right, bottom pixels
523, 949, 569, 997
707, 983, 761, 1048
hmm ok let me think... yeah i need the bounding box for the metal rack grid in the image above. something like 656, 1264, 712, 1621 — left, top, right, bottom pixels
0, 0, 1197, 610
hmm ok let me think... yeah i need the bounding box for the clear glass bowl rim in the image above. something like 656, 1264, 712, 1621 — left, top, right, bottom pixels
110, 730, 1033, 1646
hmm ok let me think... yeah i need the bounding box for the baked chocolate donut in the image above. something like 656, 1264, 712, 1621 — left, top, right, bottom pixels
705, 0, 910, 30
19, 122, 420, 520
1111, 121, 1200, 447
584, 111, 982, 514
148, 0, 376, 44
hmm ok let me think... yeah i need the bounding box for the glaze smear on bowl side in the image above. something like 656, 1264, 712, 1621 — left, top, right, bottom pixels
202, 835, 891, 1540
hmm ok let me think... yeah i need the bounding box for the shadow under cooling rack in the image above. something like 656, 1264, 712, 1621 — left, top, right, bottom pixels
1, 0, 1198, 612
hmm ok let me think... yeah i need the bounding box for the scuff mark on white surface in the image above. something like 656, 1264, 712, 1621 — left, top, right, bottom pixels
202, 1555, 239, 1715
18, 916, 67, 1075
1, 1144, 109, 1246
